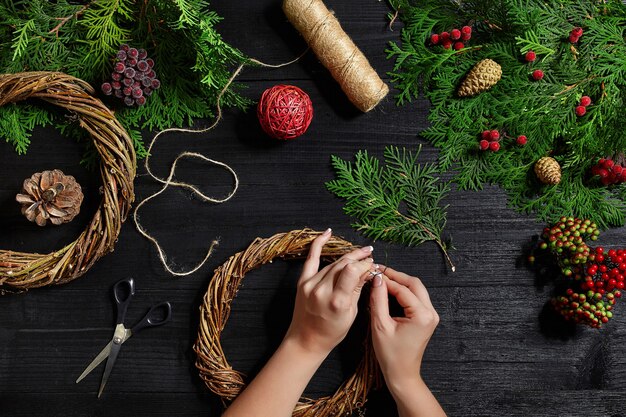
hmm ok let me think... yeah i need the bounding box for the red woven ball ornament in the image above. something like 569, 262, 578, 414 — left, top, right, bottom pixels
257, 85, 313, 140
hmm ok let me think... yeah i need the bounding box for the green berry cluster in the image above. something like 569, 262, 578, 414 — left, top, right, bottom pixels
537, 216, 599, 276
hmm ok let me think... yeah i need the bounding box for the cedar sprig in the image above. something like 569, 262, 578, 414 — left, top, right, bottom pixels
386, 0, 626, 229
326, 146, 455, 271
0, 0, 249, 160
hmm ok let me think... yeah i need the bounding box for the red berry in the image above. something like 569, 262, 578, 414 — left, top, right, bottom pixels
603, 159, 614, 169
591, 165, 600, 176
597, 168, 609, 177
612, 165, 622, 175
580, 96, 592, 107
440, 31, 450, 41
532, 69, 544, 80
442, 41, 452, 50
461, 32, 472, 41
454, 42, 464, 50
101, 82, 113, 95
481, 130, 491, 140
451, 29, 461, 40
489, 141, 500, 152
431, 33, 440, 45
516, 135, 527, 146
618, 282, 625, 290
462, 26, 472, 35
575, 105, 586, 116
572, 27, 583, 37
479, 139, 490, 150
525, 51, 536, 62
569, 34, 580, 43
489, 130, 500, 141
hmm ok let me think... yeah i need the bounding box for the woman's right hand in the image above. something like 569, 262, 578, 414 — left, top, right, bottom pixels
368, 267, 440, 393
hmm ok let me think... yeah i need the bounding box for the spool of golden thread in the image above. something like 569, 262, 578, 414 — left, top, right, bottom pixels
283, 0, 389, 112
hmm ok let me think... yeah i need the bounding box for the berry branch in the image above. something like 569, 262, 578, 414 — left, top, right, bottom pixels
387, 0, 626, 228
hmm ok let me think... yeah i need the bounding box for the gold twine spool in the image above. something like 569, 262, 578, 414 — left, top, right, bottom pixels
194, 229, 379, 416
283, 0, 389, 112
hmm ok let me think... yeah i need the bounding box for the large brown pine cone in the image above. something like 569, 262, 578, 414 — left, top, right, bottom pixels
457, 59, 502, 97
15, 169, 84, 226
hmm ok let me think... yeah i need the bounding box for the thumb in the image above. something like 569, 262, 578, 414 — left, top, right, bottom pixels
369, 275, 392, 330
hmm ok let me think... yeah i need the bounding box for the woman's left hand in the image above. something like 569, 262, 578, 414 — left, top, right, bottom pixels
284, 228, 375, 356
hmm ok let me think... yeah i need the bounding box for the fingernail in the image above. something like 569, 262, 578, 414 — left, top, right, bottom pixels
362, 245, 373, 253
323, 228, 332, 236
365, 258, 374, 263
373, 264, 379, 269
373, 274, 382, 287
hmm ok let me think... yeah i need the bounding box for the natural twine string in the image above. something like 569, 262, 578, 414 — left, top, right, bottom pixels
283, 0, 389, 112
133, 54, 305, 277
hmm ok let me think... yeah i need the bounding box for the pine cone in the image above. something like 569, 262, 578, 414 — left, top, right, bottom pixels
535, 157, 561, 185
457, 59, 502, 97
16, 169, 84, 226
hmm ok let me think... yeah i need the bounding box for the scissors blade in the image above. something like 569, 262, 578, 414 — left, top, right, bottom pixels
98, 339, 122, 398
76, 341, 113, 383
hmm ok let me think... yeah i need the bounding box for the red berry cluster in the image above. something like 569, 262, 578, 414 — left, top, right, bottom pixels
479, 130, 527, 152
479, 129, 500, 152
569, 27, 583, 44
430, 26, 472, 50
535, 217, 623, 328
101, 45, 161, 107
574, 95, 591, 117
591, 157, 626, 185
552, 246, 623, 328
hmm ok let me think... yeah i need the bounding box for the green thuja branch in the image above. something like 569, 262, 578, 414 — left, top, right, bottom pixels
387, 0, 626, 228
326, 146, 455, 271
0, 0, 248, 159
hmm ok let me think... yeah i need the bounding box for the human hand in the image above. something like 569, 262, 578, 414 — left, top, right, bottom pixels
284, 228, 375, 356
369, 267, 439, 394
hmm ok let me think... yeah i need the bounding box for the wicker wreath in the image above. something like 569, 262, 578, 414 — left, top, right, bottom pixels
0, 72, 136, 293
194, 229, 379, 416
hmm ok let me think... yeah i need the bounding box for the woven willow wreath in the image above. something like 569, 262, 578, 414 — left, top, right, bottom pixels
195, 229, 379, 416
0, 72, 136, 293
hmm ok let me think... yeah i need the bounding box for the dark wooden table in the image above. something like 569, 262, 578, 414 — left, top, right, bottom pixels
2, 1, 626, 416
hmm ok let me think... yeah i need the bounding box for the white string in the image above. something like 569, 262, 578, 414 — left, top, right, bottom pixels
133, 51, 308, 277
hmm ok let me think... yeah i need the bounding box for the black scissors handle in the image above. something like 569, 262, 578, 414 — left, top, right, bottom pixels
113, 277, 135, 325
131, 302, 173, 335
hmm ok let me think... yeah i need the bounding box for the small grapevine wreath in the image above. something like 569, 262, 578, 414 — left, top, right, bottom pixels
0, 72, 136, 293
194, 229, 379, 417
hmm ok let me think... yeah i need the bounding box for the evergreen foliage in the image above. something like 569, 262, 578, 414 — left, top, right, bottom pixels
0, 0, 249, 159
326, 146, 454, 270
387, 0, 626, 228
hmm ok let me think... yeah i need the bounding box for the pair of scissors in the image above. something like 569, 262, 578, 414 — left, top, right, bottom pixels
76, 277, 172, 398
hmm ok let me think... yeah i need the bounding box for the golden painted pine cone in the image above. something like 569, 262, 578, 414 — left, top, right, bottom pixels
457, 59, 502, 97
534, 157, 561, 185
16, 169, 84, 226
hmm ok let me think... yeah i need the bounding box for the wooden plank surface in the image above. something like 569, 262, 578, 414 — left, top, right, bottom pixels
2, 1, 626, 416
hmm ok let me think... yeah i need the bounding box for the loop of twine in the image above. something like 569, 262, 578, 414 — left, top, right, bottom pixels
133, 52, 307, 277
